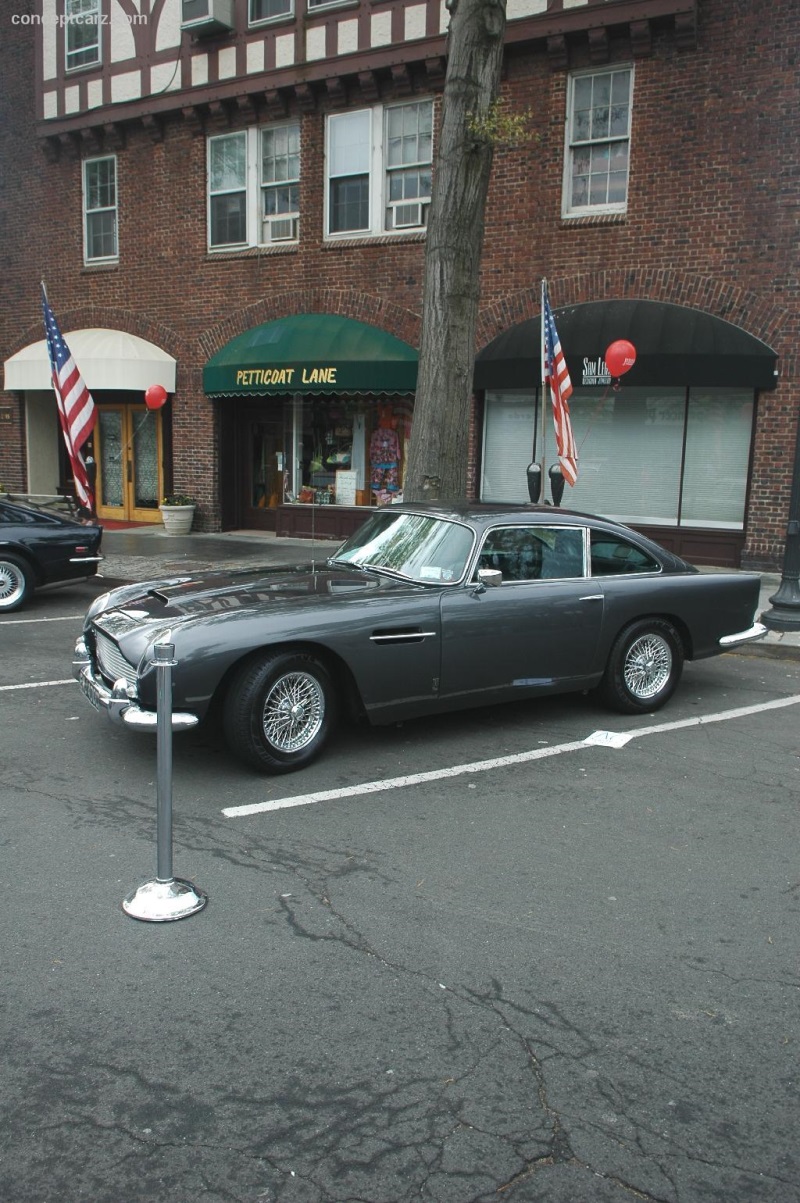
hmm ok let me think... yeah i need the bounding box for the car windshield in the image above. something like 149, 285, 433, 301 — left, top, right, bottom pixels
331, 512, 475, 584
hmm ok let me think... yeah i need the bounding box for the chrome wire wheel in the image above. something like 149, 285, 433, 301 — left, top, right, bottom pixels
0, 558, 28, 610
261, 670, 325, 753
623, 633, 673, 701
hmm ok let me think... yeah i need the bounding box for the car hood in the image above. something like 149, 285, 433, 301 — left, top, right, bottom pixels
93, 563, 417, 631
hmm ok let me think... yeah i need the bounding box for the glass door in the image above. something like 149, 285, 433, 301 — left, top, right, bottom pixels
242, 412, 285, 530
95, 405, 163, 522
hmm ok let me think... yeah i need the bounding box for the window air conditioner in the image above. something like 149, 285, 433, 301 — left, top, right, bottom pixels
181, 0, 234, 35
388, 201, 427, 230
263, 216, 299, 243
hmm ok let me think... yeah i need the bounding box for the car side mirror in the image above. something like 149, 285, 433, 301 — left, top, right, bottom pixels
476, 568, 503, 588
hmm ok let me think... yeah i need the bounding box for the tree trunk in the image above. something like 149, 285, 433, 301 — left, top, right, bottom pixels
404, 0, 507, 502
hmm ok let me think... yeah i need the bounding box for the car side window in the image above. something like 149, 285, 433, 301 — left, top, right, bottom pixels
590, 531, 660, 575
477, 526, 585, 582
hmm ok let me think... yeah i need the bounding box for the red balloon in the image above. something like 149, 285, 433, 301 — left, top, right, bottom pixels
144, 384, 168, 410
605, 340, 637, 378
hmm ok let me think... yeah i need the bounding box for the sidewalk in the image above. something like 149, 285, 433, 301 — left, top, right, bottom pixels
96, 525, 800, 661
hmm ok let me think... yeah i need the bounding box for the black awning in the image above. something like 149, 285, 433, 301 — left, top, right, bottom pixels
474, 299, 779, 390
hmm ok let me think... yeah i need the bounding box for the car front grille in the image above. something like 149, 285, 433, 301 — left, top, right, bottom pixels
95, 630, 136, 688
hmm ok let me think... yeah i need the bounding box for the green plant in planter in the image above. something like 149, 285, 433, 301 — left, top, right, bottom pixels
162, 493, 194, 507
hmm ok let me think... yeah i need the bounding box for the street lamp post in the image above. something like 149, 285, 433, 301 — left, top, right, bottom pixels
762, 410, 800, 632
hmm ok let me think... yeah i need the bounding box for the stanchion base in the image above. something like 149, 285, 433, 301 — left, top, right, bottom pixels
123, 877, 208, 922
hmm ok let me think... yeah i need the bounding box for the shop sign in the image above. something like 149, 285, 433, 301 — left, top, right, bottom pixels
581, 357, 611, 387
235, 366, 338, 388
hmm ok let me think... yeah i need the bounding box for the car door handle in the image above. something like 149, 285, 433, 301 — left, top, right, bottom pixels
370, 629, 437, 644
579, 594, 603, 601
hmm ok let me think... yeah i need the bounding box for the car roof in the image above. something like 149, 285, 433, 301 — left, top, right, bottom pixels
381, 502, 691, 569
387, 501, 623, 529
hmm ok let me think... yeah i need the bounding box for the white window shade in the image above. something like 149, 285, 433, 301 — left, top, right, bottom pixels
329, 111, 370, 176
680, 389, 753, 528
481, 392, 537, 502
564, 388, 684, 524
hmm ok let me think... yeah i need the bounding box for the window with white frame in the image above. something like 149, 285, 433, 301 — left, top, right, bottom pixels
326, 100, 433, 238
261, 125, 300, 242
66, 0, 101, 70
249, 0, 293, 24
563, 67, 632, 217
83, 156, 117, 262
207, 124, 300, 249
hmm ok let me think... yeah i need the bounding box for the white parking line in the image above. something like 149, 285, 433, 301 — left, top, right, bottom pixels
222, 693, 800, 818
0, 679, 74, 691
0, 615, 84, 624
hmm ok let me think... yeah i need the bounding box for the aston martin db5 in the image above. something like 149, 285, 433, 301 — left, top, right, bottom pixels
72, 504, 766, 773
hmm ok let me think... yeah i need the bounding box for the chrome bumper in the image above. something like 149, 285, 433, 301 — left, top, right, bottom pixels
719, 622, 768, 649
72, 637, 199, 731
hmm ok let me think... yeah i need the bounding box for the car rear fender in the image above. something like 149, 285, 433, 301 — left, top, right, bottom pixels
0, 542, 40, 585
598, 571, 762, 664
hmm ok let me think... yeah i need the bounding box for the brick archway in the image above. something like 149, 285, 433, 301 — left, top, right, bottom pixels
199, 290, 422, 360
476, 269, 789, 355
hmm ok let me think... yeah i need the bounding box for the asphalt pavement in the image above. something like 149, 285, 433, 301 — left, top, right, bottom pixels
97, 524, 800, 661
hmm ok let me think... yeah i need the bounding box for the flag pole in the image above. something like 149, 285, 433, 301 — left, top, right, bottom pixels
540, 278, 547, 493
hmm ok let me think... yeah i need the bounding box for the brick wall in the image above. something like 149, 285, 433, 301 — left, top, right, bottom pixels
1, 0, 797, 566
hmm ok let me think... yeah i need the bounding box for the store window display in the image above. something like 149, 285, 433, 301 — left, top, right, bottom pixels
292, 399, 412, 507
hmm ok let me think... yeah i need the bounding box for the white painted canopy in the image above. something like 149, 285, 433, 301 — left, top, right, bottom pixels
4, 328, 177, 392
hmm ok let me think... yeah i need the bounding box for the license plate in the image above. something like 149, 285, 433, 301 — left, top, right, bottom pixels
79, 670, 103, 712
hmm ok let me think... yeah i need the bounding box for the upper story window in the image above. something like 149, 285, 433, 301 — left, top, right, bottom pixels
208, 124, 300, 250
563, 67, 632, 217
66, 0, 101, 70
83, 156, 117, 263
326, 100, 433, 238
249, 0, 293, 24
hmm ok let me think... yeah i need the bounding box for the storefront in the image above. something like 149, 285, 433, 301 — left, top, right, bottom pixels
474, 299, 778, 567
3, 329, 176, 523
208, 314, 418, 540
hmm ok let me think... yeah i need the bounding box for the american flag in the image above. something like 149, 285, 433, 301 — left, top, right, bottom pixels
543, 292, 578, 487
41, 285, 97, 509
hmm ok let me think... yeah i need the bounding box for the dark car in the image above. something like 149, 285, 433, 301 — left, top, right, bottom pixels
73, 504, 766, 773
0, 496, 103, 612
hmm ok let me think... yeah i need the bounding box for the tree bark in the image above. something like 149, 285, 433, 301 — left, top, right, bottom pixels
404, 0, 507, 502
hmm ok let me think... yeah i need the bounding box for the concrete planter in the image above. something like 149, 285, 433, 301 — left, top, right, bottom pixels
159, 504, 195, 535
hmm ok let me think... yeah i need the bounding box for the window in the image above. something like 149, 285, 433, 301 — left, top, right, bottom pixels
326, 101, 433, 238
83, 156, 117, 262
249, 0, 292, 24
261, 125, 300, 242
66, 0, 101, 70
477, 526, 585, 582
563, 67, 632, 216
590, 532, 660, 576
480, 386, 754, 531
207, 124, 300, 249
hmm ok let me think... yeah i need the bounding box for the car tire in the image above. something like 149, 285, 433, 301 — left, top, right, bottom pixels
599, 618, 683, 714
223, 651, 336, 773
0, 553, 33, 612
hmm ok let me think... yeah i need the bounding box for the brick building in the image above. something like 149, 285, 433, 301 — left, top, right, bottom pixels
0, 0, 796, 568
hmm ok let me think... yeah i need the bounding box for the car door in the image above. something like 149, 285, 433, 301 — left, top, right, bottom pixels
438, 523, 605, 705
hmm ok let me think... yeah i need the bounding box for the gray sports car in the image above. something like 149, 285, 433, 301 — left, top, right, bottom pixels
73, 504, 766, 773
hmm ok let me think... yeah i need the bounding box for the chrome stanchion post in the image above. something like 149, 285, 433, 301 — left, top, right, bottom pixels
123, 639, 207, 922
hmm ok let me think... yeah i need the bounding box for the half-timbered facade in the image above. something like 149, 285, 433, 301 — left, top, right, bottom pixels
1, 0, 796, 569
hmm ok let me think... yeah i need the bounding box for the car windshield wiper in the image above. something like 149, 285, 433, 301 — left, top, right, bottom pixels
328, 555, 422, 582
